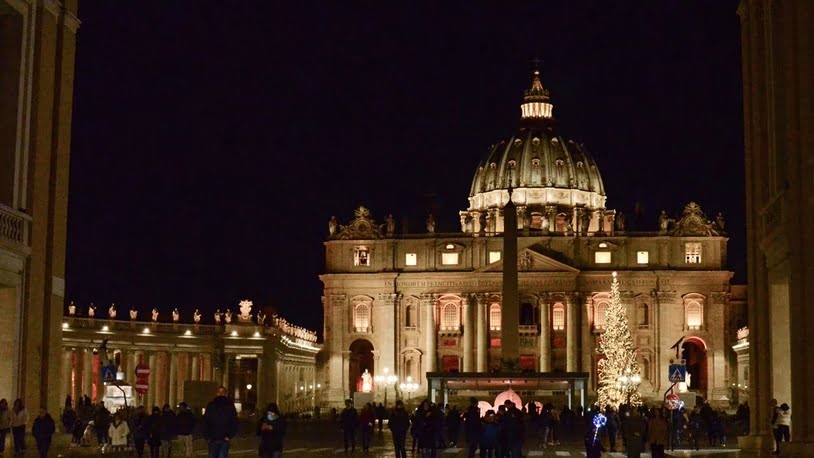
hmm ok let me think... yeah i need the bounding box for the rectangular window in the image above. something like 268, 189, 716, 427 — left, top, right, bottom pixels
353, 246, 370, 266
441, 252, 459, 265
685, 243, 702, 263
489, 251, 502, 263
405, 253, 417, 266
637, 251, 649, 264
490, 338, 501, 347
552, 304, 565, 331
594, 251, 611, 264
520, 355, 536, 372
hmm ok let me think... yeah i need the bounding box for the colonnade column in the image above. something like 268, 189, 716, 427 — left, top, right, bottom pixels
82, 349, 92, 400
581, 296, 593, 375
191, 354, 199, 381
463, 296, 475, 372
169, 352, 177, 408
256, 357, 263, 408
148, 353, 157, 408
62, 349, 72, 405
422, 294, 437, 374
539, 294, 550, 372
566, 293, 578, 372
222, 356, 230, 390
476, 295, 487, 372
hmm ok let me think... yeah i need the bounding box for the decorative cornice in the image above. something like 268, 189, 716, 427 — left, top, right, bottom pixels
41, 0, 62, 17
62, 9, 81, 33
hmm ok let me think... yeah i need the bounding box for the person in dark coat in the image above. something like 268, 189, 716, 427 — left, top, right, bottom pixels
446, 405, 461, 446
133, 406, 149, 458
147, 406, 163, 458
94, 402, 111, 445
605, 405, 620, 452
160, 403, 177, 457
388, 400, 410, 458
340, 399, 358, 453
463, 397, 481, 458
359, 403, 375, 452
416, 400, 437, 458
32, 408, 56, 458
176, 402, 196, 458
257, 403, 286, 458
622, 407, 646, 458
203, 386, 239, 458
375, 403, 387, 432
584, 424, 605, 458
480, 410, 498, 458
61, 405, 77, 435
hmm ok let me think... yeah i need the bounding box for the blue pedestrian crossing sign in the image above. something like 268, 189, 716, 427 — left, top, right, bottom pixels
669, 364, 686, 383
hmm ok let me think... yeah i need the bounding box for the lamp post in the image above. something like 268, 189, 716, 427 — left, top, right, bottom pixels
616, 368, 642, 407
399, 376, 419, 403
374, 367, 398, 407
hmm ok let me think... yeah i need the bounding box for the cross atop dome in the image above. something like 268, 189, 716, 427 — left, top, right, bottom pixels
521, 66, 553, 119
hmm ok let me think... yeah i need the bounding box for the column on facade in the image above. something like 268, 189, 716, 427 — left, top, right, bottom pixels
422, 295, 437, 373
148, 353, 157, 408
82, 349, 92, 400
191, 354, 200, 381
463, 295, 475, 372
62, 349, 72, 405
566, 293, 578, 372
476, 295, 487, 372
222, 356, 230, 390
539, 294, 550, 372
168, 352, 177, 408
256, 356, 263, 408
545, 205, 557, 233
581, 296, 593, 375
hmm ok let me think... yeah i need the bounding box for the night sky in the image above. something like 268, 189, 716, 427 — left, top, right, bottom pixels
66, 2, 744, 334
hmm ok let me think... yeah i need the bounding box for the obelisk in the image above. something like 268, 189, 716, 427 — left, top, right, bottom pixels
501, 188, 519, 363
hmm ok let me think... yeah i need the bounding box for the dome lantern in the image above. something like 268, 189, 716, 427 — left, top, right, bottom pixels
520, 70, 553, 120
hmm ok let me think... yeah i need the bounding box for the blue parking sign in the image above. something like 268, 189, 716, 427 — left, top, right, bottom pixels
668, 364, 686, 383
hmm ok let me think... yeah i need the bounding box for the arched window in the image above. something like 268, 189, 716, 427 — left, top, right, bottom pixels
552, 303, 565, 330
441, 303, 459, 330
520, 303, 535, 325
489, 304, 501, 331
641, 358, 651, 380
354, 303, 370, 332
405, 359, 414, 380
405, 304, 417, 328
594, 301, 608, 330
638, 303, 649, 326
686, 300, 703, 330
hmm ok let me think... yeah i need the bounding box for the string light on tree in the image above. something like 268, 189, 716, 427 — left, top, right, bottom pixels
595, 271, 642, 408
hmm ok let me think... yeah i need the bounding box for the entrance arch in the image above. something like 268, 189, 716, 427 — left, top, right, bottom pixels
349, 339, 374, 393
682, 337, 708, 395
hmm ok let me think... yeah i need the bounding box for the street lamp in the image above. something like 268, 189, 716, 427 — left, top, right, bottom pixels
374, 367, 398, 407
399, 376, 419, 402
616, 368, 642, 407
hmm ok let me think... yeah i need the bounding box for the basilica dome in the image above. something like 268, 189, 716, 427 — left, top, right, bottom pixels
461, 70, 608, 234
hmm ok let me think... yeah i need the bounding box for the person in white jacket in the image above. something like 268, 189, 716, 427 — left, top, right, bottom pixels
108, 412, 131, 451
10, 398, 28, 455
774, 403, 791, 455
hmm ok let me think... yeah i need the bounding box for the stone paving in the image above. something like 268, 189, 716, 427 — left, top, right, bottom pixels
5, 421, 771, 457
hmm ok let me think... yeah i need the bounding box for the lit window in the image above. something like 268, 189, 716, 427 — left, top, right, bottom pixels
405, 253, 417, 266
637, 251, 649, 264
489, 304, 501, 330
441, 303, 459, 330
445, 243, 455, 249
489, 251, 501, 263
354, 303, 370, 332
594, 301, 607, 330
685, 242, 702, 263
441, 252, 459, 265
594, 251, 611, 264
686, 300, 703, 329
599, 242, 608, 248
552, 303, 565, 330
354, 246, 370, 266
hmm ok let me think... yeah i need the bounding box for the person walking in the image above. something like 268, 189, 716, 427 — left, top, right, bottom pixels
0, 399, 11, 455
176, 402, 196, 458
160, 403, 177, 457
605, 406, 620, 452
647, 409, 669, 458
340, 399, 358, 453
10, 398, 28, 456
375, 403, 386, 433
133, 406, 149, 458
203, 386, 239, 458
446, 405, 461, 447
388, 400, 410, 458
108, 412, 131, 452
257, 403, 286, 458
94, 402, 112, 446
463, 397, 481, 458
359, 403, 375, 452
148, 406, 163, 458
31, 407, 55, 458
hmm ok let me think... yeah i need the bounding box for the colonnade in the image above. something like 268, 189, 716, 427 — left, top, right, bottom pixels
60, 347, 215, 409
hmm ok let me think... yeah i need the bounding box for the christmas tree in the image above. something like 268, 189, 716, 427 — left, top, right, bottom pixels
596, 271, 641, 408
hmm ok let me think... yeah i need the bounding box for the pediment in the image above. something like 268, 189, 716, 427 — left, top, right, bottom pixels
479, 247, 580, 273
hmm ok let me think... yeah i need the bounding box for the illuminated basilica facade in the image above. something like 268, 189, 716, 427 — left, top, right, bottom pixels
319, 70, 744, 407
